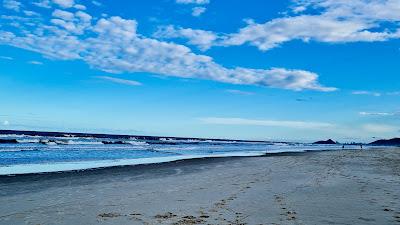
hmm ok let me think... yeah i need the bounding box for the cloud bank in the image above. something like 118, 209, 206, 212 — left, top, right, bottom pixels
200, 117, 335, 129
200, 117, 399, 137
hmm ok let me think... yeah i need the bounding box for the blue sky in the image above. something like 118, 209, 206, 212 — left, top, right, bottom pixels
0, 0, 399, 142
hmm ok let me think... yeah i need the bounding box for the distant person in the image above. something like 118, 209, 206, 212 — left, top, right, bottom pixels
342, 145, 344, 149
360, 144, 363, 150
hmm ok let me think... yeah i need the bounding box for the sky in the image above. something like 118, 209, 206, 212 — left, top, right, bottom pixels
0, 0, 399, 142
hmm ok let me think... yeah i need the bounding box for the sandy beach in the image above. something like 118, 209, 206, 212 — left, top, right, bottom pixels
0, 148, 399, 225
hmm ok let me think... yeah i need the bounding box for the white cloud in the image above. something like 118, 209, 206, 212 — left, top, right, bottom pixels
91, 0, 102, 6
226, 89, 255, 96
74, 4, 86, 10
352, 91, 381, 97
3, 120, 10, 126
28, 60, 43, 65
0, 5, 335, 91
362, 124, 399, 133
352, 90, 400, 97
176, 0, 209, 17
200, 117, 335, 129
192, 7, 206, 17
23, 10, 40, 16
359, 112, 397, 116
176, 0, 209, 5
50, 10, 92, 34
154, 25, 218, 51
3, 0, 22, 11
32, 0, 51, 8
52, 0, 74, 8
52, 9, 74, 21
96, 76, 142, 86
0, 56, 13, 60
223, 15, 395, 51
75, 11, 92, 22
291, 5, 307, 14
163, 0, 400, 51
224, 0, 400, 51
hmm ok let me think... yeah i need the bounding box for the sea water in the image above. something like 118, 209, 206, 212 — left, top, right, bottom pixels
0, 134, 370, 175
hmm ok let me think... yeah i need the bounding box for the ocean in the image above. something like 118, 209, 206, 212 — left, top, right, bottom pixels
0, 131, 369, 175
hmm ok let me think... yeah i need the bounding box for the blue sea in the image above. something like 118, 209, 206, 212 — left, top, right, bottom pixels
0, 133, 369, 175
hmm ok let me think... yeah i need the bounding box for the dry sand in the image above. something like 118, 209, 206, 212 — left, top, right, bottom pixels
0, 148, 399, 225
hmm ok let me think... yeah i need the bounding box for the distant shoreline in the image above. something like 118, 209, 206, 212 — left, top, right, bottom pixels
2, 129, 398, 146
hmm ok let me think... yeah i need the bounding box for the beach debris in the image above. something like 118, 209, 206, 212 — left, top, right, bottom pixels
154, 212, 177, 219
172, 215, 206, 225
97, 212, 121, 218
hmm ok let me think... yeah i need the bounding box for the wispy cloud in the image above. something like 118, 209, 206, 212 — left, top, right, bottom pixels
176, 0, 209, 5
3, 0, 22, 12
28, 60, 43, 65
200, 117, 335, 129
96, 76, 142, 86
74, 4, 86, 10
201, 117, 400, 140
226, 89, 255, 96
52, 0, 75, 8
23, 10, 40, 16
192, 7, 206, 17
91, 0, 102, 7
352, 91, 382, 97
0, 56, 14, 60
387, 91, 400, 96
352, 90, 400, 97
176, 1, 209, 18
359, 112, 398, 116
362, 124, 399, 133
154, 25, 218, 51
32, 0, 51, 8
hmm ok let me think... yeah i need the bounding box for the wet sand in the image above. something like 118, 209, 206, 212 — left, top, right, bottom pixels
0, 148, 399, 224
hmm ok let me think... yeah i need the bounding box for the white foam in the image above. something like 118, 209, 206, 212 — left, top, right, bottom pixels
0, 134, 28, 138
17, 139, 40, 143
126, 141, 149, 146
0, 151, 267, 175
66, 140, 104, 145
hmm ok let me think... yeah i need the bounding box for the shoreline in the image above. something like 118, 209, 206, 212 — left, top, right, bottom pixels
0, 149, 332, 180
0, 147, 382, 176
1, 148, 399, 224
0, 154, 261, 180
0, 151, 268, 176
